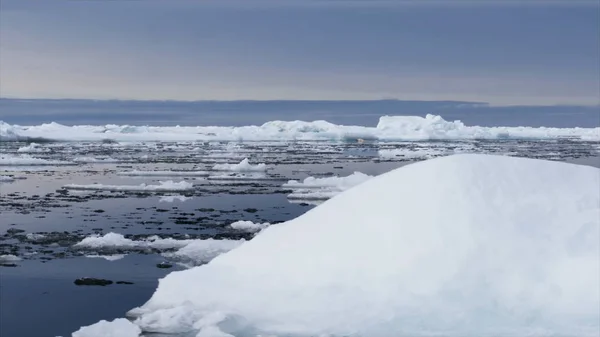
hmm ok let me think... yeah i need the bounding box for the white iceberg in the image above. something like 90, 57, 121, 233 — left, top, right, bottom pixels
0, 254, 22, 263
212, 158, 267, 172
85, 254, 126, 261
63, 180, 194, 192
2, 115, 599, 143
0, 175, 15, 182
117, 170, 209, 177
79, 154, 600, 337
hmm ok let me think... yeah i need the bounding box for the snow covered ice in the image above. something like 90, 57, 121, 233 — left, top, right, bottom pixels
284, 172, 373, 200
75, 154, 600, 337
2, 115, 599, 142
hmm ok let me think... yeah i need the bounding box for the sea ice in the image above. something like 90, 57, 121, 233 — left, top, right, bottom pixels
0, 154, 73, 166
117, 170, 209, 177
0, 254, 22, 263
72, 318, 141, 337
212, 158, 267, 172
63, 180, 194, 192
229, 220, 270, 233
78, 154, 600, 337
284, 172, 373, 200
159, 195, 193, 203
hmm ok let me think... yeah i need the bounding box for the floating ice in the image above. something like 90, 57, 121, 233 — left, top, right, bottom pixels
0, 154, 73, 166
212, 158, 267, 172
63, 180, 194, 192
4, 115, 597, 143
72, 318, 141, 337
85, 254, 126, 261
84, 154, 600, 337
117, 170, 209, 177
378, 147, 452, 159
75, 233, 242, 266
17, 142, 49, 153
0, 175, 15, 182
73, 156, 121, 163
207, 173, 270, 181
159, 195, 193, 203
0, 254, 22, 263
229, 220, 270, 233
284, 172, 373, 200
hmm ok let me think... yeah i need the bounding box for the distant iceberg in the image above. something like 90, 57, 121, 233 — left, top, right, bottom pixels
212, 158, 268, 172
77, 154, 599, 336
2, 115, 599, 142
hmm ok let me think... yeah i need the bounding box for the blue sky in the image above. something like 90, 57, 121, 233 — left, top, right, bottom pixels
1, 0, 598, 105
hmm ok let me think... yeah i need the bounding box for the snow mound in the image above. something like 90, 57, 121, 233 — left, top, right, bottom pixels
63, 180, 194, 192
2, 116, 599, 142
229, 220, 270, 233
75, 233, 242, 266
212, 158, 267, 172
0, 154, 73, 166
72, 318, 141, 337
94, 154, 600, 337
284, 172, 373, 200
117, 170, 209, 177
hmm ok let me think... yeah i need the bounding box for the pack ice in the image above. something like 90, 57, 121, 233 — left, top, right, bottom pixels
74, 154, 600, 337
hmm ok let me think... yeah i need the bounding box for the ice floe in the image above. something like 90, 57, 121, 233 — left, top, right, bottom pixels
63, 180, 194, 192
16, 142, 50, 153
284, 171, 373, 200
159, 195, 193, 203
212, 158, 267, 172
228, 220, 270, 233
0, 154, 73, 166
81, 154, 600, 337
117, 170, 210, 177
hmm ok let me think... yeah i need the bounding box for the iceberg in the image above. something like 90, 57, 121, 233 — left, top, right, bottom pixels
63, 180, 194, 192
16, 142, 50, 153
0, 175, 15, 182
229, 220, 271, 233
2, 115, 598, 143
80, 154, 600, 337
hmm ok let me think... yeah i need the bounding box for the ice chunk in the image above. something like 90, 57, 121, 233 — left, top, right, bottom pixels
212, 158, 267, 172
98, 154, 600, 337
0, 175, 15, 182
17, 142, 49, 153
72, 318, 140, 337
0, 254, 22, 262
159, 195, 193, 203
73, 156, 121, 163
284, 172, 373, 201
75, 233, 242, 266
85, 254, 126, 261
229, 220, 270, 233
63, 180, 194, 192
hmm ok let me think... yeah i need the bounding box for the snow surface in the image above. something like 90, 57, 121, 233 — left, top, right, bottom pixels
212, 158, 267, 172
75, 233, 242, 265
284, 172, 373, 200
117, 170, 209, 177
80, 154, 600, 337
229, 220, 270, 233
4, 115, 597, 142
72, 318, 141, 337
0, 154, 73, 166
63, 180, 194, 192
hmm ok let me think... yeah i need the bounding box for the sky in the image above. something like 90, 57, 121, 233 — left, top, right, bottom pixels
0, 0, 599, 106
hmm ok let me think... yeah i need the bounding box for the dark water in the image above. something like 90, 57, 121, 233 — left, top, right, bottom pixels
1, 98, 599, 127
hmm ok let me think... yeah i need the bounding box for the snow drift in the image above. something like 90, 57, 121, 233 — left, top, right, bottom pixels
3, 115, 599, 142
76, 154, 600, 337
